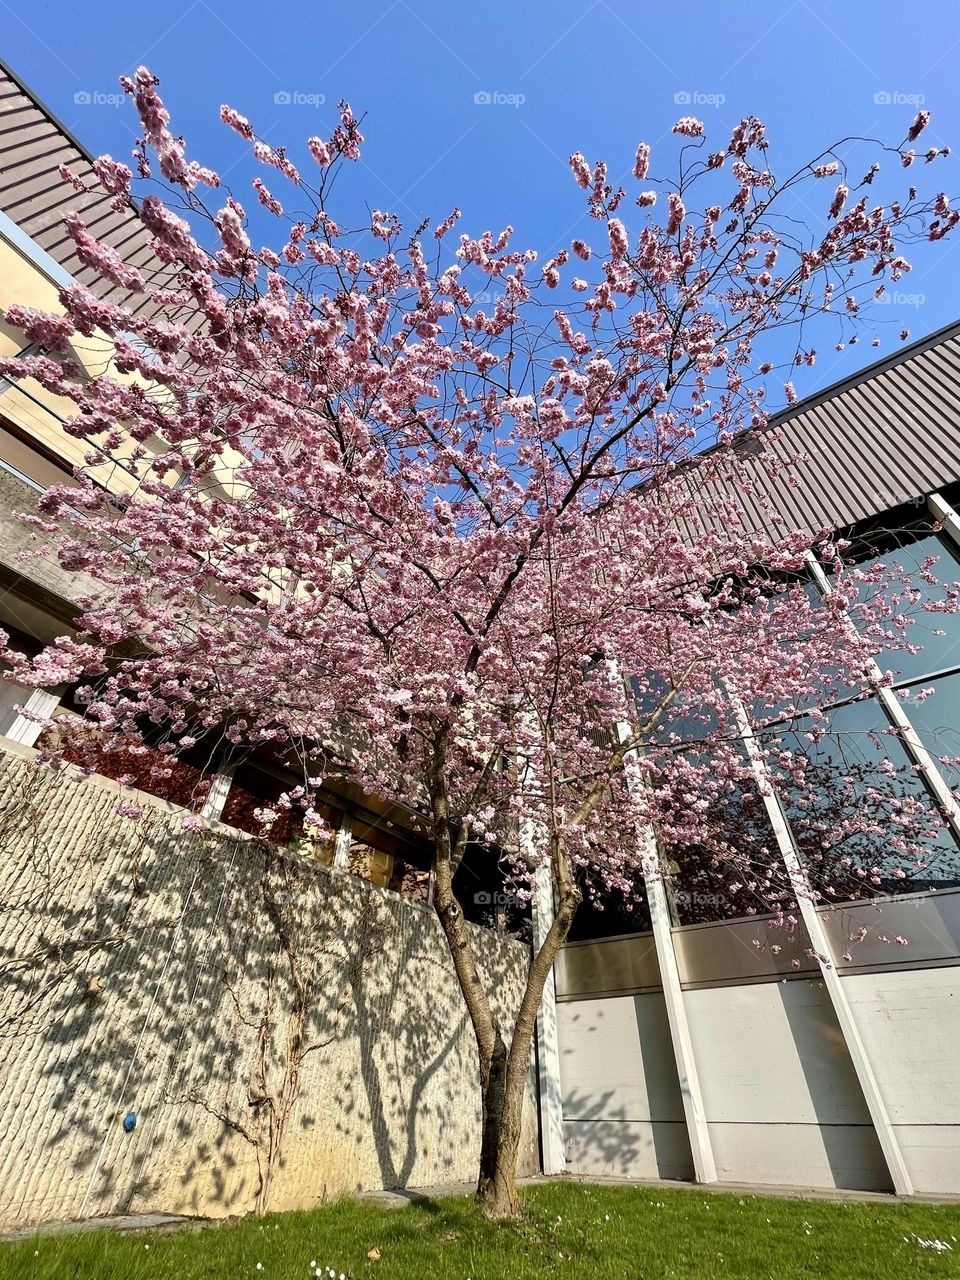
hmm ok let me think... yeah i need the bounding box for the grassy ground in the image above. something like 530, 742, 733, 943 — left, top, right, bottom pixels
4, 1182, 960, 1280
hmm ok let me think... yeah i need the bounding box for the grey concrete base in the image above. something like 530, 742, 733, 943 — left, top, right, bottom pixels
1, 1213, 194, 1242
363, 1171, 960, 1208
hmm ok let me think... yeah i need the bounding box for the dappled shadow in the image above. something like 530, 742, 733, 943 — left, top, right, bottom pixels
0, 746, 537, 1229
557, 995, 693, 1182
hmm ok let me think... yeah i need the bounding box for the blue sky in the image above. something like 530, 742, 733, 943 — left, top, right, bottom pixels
6, 0, 960, 401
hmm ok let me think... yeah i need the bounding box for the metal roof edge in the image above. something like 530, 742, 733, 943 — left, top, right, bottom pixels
0, 55, 100, 167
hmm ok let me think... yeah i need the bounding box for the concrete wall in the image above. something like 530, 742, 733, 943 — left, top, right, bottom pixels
559, 992, 693, 1182
556, 901, 960, 1194
844, 967, 960, 1194
0, 742, 538, 1229
684, 980, 888, 1191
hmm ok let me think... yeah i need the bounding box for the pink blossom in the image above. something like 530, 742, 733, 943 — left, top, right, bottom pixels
908, 109, 931, 141
607, 218, 629, 260
2, 304, 75, 352
63, 212, 145, 292
252, 177, 283, 216
828, 184, 848, 219
220, 104, 254, 140
569, 151, 591, 189
215, 199, 251, 260
58, 163, 87, 193
307, 136, 332, 168
666, 192, 685, 235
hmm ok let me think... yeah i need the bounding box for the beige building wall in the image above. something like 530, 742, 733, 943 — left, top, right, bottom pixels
0, 741, 538, 1229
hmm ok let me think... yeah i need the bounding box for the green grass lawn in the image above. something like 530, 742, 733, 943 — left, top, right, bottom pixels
4, 1182, 959, 1280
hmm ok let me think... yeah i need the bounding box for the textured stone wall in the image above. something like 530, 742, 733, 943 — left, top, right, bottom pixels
0, 742, 538, 1228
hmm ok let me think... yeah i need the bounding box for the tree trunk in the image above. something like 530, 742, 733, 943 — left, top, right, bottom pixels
428, 731, 579, 1220
473, 884, 582, 1218
475, 1032, 526, 1219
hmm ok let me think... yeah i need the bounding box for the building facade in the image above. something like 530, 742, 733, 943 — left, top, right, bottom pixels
1, 58, 959, 1220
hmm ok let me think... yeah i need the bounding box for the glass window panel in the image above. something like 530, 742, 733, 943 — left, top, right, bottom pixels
38, 713, 215, 813
769, 694, 960, 895
744, 579, 872, 727
566, 881, 652, 941
0, 678, 34, 735
220, 764, 341, 853
661, 747, 786, 924
904, 671, 960, 792
845, 533, 960, 682
349, 818, 431, 901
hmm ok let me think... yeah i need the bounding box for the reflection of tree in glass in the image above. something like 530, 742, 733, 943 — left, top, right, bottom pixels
765, 696, 960, 899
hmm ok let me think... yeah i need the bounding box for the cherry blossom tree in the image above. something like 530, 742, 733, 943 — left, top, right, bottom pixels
2, 69, 957, 1217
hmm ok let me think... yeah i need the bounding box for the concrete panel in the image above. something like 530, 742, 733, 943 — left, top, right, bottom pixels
893, 1126, 960, 1195
564, 1120, 692, 1182
558, 995, 686, 1123
843, 967, 960, 1192
557, 994, 694, 1180
685, 981, 869, 1126
707, 1123, 890, 1192
685, 981, 890, 1191
843, 968, 960, 1123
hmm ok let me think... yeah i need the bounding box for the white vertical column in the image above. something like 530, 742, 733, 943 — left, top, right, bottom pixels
6, 688, 60, 746
200, 767, 234, 822
606, 660, 717, 1182
333, 811, 353, 869
517, 725, 566, 1176
612, 714, 718, 1184
727, 685, 914, 1195
530, 855, 566, 1175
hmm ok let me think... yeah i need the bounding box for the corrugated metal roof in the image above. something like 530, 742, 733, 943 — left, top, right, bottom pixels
669, 320, 960, 541
0, 57, 184, 316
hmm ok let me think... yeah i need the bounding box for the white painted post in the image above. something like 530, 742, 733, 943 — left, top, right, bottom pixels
199, 767, 234, 822
516, 725, 567, 1177
727, 685, 914, 1196
606, 662, 717, 1183
614, 726, 718, 1183
333, 811, 353, 869
530, 855, 567, 1175
5, 688, 60, 746
929, 491, 960, 546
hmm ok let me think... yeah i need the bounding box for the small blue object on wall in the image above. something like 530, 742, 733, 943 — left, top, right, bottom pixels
123, 1111, 137, 1133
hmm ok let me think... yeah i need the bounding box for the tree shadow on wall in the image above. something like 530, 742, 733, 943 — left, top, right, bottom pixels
0, 752, 532, 1228
339, 896, 537, 1195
